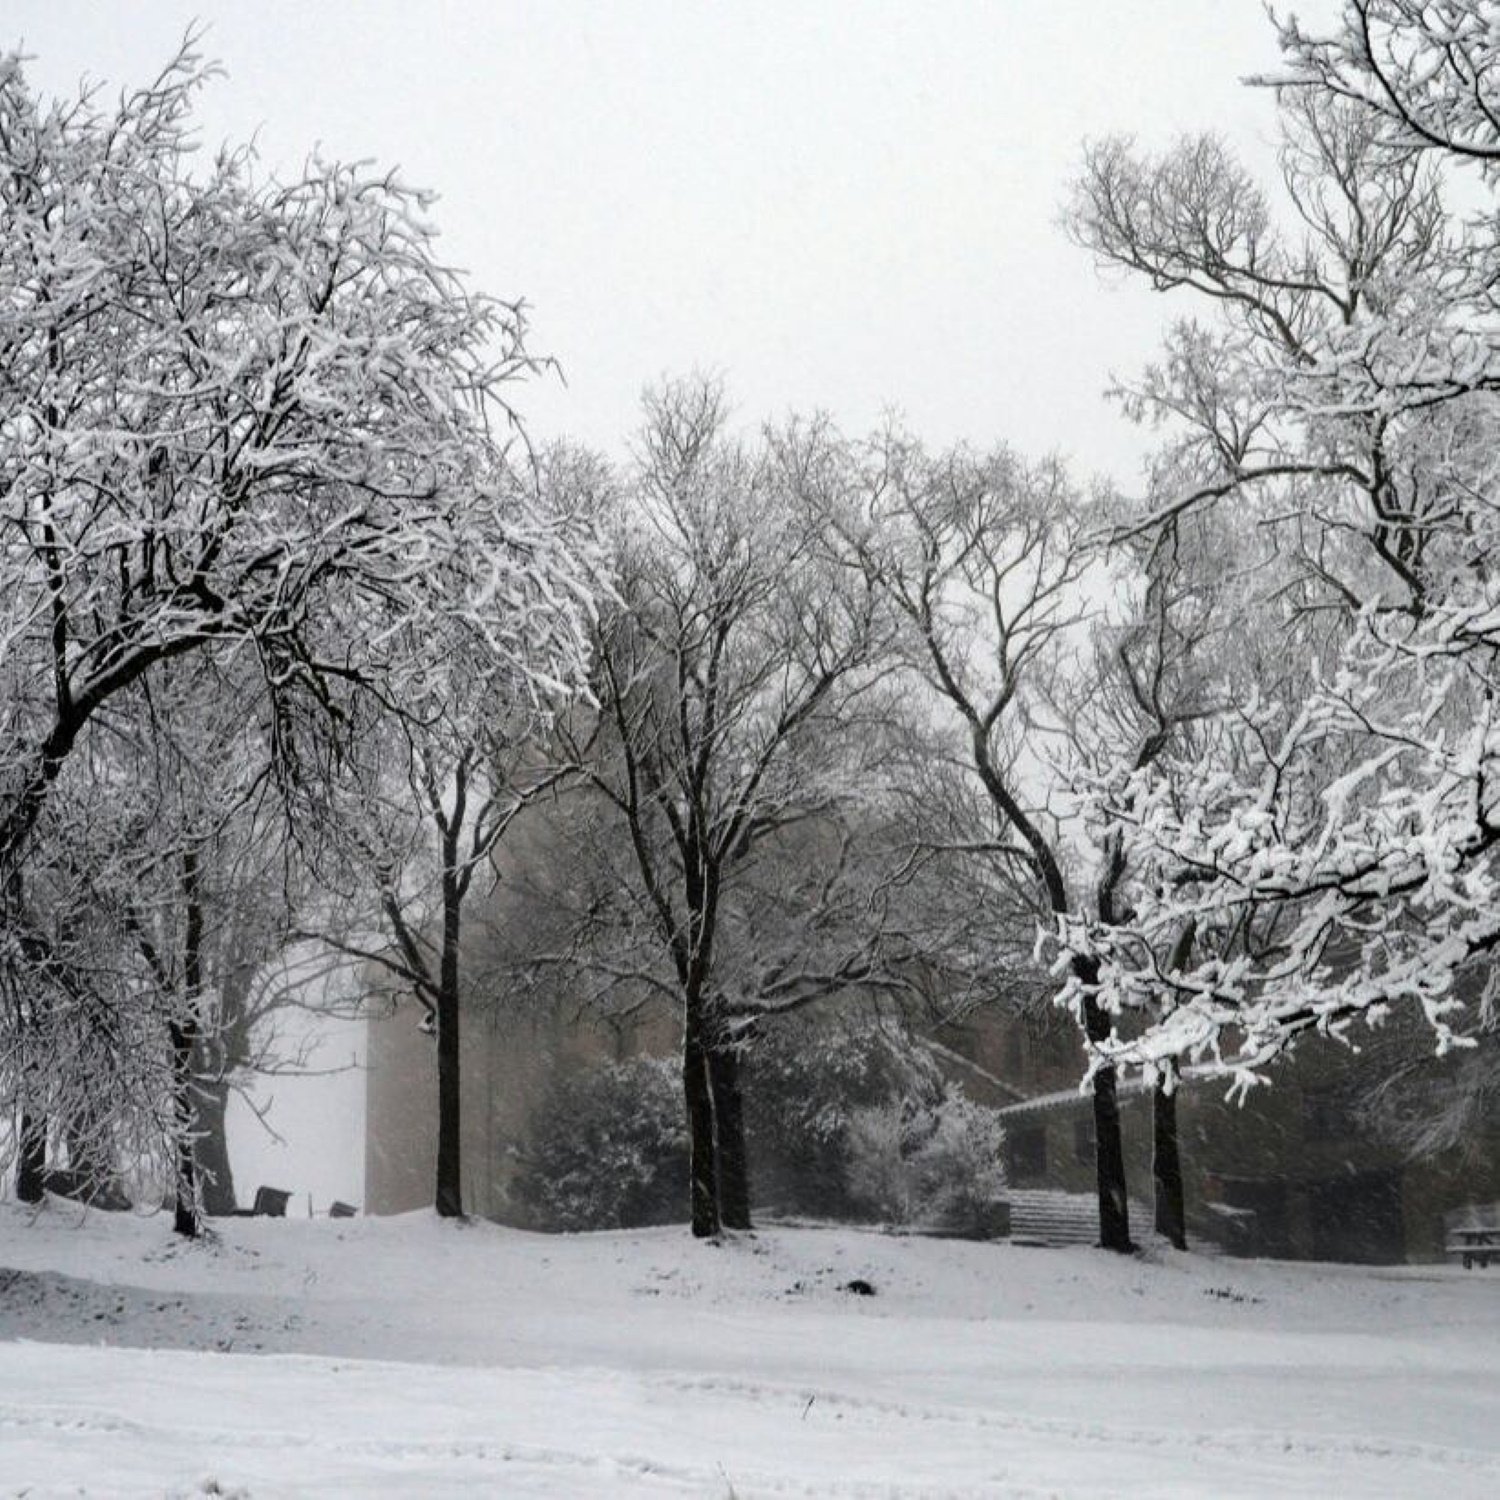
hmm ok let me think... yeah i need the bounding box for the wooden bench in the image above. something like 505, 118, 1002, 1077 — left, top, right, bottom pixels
1444, 1203, 1499, 1268
231, 1185, 293, 1218
1446, 1226, 1497, 1269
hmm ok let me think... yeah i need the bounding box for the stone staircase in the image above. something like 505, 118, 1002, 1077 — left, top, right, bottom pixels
1003, 1190, 1192, 1249
1004, 1189, 1100, 1247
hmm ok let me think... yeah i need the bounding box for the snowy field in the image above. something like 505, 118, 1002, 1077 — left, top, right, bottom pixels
1, 1204, 1498, 1497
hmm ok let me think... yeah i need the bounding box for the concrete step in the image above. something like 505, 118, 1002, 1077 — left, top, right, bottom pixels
1004, 1190, 1098, 1246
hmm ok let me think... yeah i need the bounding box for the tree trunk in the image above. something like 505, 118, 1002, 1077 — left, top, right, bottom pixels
683, 1001, 720, 1238
172, 853, 204, 1240
1153, 1061, 1187, 1250
1153, 924, 1194, 1251
170, 1019, 199, 1238
9, 864, 46, 1206
1089, 1063, 1133, 1253
193, 1078, 238, 1216
1081, 984, 1133, 1254
707, 1027, 751, 1231
434, 873, 464, 1219
16, 1111, 45, 1203
974, 762, 1134, 1254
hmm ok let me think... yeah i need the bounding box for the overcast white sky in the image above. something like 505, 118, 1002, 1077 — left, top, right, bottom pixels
8, 3, 1325, 490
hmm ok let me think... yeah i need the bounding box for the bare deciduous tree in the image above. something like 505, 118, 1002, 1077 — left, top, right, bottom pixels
836, 433, 1141, 1252
559, 382, 898, 1238
318, 661, 574, 1221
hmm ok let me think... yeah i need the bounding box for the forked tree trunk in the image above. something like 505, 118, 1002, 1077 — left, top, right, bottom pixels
707, 1030, 751, 1231
1081, 837, 1135, 1255
683, 1001, 720, 1238
981, 758, 1133, 1254
1153, 1062, 1187, 1250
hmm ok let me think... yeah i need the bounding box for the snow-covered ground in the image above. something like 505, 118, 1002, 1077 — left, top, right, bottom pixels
1, 1203, 1498, 1497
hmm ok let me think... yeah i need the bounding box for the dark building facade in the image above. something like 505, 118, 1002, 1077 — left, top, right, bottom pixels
980, 1007, 1500, 1264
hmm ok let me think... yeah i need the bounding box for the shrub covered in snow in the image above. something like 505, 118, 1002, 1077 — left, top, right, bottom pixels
511, 1057, 688, 1230
742, 1021, 917, 1219
844, 1087, 1008, 1236
744, 1020, 1006, 1232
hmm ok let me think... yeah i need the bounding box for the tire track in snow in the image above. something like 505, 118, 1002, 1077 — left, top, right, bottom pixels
4, 1349, 1498, 1498
10, 1368, 1491, 1492
641, 1369, 1500, 1480
0, 1401, 1065, 1499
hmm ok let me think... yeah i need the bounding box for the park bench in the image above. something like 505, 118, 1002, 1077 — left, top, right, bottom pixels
1448, 1226, 1497, 1269
1444, 1203, 1499, 1268
232, 1185, 293, 1218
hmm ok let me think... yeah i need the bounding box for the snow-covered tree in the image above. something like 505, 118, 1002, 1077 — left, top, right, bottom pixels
1059, 3, 1500, 1097
3, 650, 330, 1231
834, 432, 1143, 1251
1056, 498, 1270, 1248
0, 40, 598, 1201
1269, 1, 1500, 168
318, 643, 575, 1221
556, 382, 904, 1238
0, 39, 595, 886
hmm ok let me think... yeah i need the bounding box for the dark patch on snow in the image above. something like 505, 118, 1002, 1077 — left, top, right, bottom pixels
0, 1264, 303, 1352
1203, 1285, 1264, 1306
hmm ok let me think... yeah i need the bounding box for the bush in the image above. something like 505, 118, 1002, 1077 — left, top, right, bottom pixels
511, 1056, 687, 1231
509, 1021, 1008, 1236
844, 1086, 1008, 1235
743, 1019, 1006, 1231
742, 1020, 915, 1218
